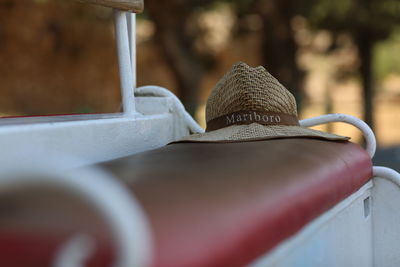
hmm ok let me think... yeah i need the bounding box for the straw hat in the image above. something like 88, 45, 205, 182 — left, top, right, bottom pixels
177, 62, 349, 143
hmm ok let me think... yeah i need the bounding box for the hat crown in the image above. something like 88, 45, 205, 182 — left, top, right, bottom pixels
206, 62, 297, 123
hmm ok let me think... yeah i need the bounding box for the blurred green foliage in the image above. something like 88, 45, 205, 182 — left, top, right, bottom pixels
308, 0, 400, 38
374, 29, 400, 82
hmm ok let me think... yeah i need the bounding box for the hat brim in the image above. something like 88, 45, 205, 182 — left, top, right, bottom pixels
174, 123, 350, 143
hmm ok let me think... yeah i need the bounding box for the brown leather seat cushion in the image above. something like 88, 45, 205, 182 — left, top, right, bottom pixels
102, 138, 372, 267
0, 138, 372, 267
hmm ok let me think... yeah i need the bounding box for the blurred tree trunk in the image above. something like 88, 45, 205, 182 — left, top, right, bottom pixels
254, 0, 304, 110
145, 0, 204, 116
355, 30, 374, 130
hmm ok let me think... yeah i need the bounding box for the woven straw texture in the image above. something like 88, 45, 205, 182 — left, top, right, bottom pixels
206, 62, 297, 122
177, 62, 349, 143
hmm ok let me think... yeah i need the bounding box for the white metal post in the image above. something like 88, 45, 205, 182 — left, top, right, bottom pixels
114, 10, 136, 115
127, 12, 137, 90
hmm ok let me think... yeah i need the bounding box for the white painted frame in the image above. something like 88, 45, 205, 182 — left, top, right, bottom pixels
249, 181, 374, 267
0, 7, 191, 166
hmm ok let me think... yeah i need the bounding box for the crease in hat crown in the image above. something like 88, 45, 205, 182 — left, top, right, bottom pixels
205, 62, 298, 124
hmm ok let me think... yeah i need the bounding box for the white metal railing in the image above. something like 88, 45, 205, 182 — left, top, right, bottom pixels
136, 85, 205, 134
373, 166, 400, 186
299, 114, 376, 158
114, 10, 137, 115
127, 13, 137, 89
0, 161, 152, 267
299, 114, 400, 185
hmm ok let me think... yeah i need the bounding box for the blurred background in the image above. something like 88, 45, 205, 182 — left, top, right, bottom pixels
0, 0, 399, 168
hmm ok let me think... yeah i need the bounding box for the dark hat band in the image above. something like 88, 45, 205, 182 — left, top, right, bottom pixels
206, 110, 300, 132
